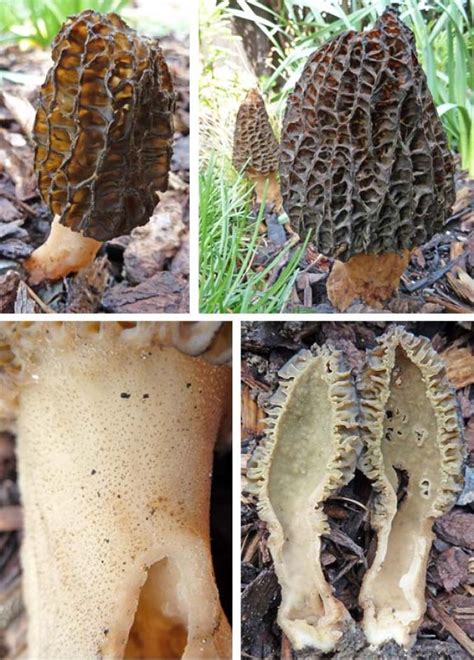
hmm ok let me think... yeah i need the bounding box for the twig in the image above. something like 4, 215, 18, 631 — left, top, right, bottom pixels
428, 600, 474, 656
328, 495, 368, 511
332, 557, 360, 584
425, 291, 473, 313
25, 284, 54, 314
266, 233, 300, 288
401, 254, 464, 292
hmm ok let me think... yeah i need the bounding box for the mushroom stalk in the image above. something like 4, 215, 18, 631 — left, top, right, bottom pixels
25, 214, 102, 284
326, 250, 412, 310
6, 324, 231, 659
246, 169, 282, 209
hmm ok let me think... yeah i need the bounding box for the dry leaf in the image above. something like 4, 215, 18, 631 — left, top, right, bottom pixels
442, 345, 474, 389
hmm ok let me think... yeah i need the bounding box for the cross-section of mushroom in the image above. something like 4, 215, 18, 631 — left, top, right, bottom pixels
233, 88, 281, 208
26, 10, 175, 284
279, 8, 454, 310
358, 327, 464, 648
246, 347, 360, 652
0, 322, 231, 659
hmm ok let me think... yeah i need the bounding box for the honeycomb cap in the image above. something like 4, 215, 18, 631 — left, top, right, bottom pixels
33, 10, 175, 241
232, 88, 279, 175
280, 8, 455, 260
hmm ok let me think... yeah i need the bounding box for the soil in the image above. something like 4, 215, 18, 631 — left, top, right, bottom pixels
241, 321, 474, 659
0, 35, 189, 314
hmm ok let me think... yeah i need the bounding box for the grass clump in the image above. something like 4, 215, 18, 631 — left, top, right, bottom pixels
199, 155, 309, 313
0, 0, 131, 47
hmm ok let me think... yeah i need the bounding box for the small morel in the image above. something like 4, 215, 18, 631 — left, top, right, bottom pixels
26, 10, 175, 284
233, 88, 281, 208
280, 9, 455, 309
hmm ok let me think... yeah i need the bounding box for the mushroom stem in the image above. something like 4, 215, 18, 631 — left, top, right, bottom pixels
24, 214, 102, 284
326, 250, 412, 310
247, 169, 282, 210
360, 513, 434, 647
13, 328, 231, 658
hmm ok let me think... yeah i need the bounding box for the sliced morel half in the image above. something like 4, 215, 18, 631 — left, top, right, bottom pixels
358, 327, 464, 648
246, 347, 360, 652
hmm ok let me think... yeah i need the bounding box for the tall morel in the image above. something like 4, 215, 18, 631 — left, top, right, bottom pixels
27, 10, 175, 283
280, 9, 455, 309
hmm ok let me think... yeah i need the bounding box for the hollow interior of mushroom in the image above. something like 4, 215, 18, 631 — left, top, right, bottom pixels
124, 557, 188, 659
363, 347, 441, 638
266, 360, 348, 648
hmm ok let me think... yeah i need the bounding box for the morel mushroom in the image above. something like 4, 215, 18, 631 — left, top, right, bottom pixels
246, 347, 360, 652
0, 321, 231, 659
358, 327, 464, 647
26, 10, 175, 284
280, 9, 454, 310
233, 88, 281, 208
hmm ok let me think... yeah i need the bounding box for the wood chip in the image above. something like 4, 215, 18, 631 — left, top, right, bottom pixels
241, 385, 266, 437
447, 269, 474, 306
441, 345, 474, 389
102, 272, 189, 313
0, 506, 22, 532
65, 256, 109, 313
0, 129, 36, 199
123, 198, 186, 284
0, 270, 20, 312
428, 600, 474, 657
435, 510, 474, 550
13, 281, 37, 313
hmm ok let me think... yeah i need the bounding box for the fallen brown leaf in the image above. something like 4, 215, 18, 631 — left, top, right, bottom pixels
442, 345, 474, 388
1, 90, 35, 137
0, 129, 36, 199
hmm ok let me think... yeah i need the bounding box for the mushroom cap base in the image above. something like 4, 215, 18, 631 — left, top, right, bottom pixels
327, 250, 412, 310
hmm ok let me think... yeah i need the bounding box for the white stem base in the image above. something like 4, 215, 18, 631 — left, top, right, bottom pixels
25, 215, 101, 284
